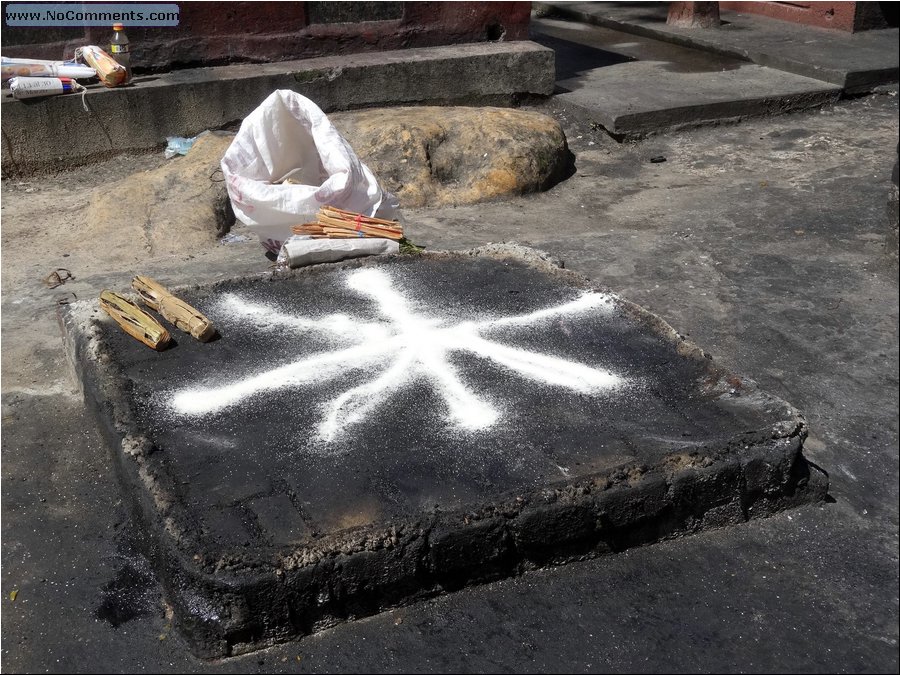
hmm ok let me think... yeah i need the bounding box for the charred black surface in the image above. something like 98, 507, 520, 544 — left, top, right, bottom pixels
62, 249, 827, 658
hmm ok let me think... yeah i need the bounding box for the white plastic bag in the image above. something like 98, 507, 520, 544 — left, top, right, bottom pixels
221, 90, 399, 253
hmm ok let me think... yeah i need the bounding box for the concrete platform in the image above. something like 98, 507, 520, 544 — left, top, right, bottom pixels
0, 41, 553, 177
532, 19, 841, 139
532, 17, 841, 138
535, 2, 899, 93
61, 247, 827, 658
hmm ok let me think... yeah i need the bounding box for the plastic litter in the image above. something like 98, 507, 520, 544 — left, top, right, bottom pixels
163, 130, 210, 159
219, 232, 253, 245
221, 90, 399, 254
43, 268, 74, 288
164, 136, 198, 159
276, 235, 399, 269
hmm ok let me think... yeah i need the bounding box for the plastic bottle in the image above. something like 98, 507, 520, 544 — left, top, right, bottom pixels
109, 23, 131, 83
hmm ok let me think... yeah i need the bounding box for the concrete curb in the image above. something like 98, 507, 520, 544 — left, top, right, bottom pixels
60, 247, 828, 659
556, 82, 841, 140
534, 2, 899, 94
1, 41, 554, 178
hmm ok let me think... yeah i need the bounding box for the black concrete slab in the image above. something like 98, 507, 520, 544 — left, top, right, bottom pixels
536, 2, 899, 93
62, 247, 826, 658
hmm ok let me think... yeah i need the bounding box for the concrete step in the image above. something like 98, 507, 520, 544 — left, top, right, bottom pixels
531, 16, 841, 139
535, 1, 899, 93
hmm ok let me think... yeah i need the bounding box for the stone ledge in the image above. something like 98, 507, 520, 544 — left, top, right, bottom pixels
534, 2, 899, 93
1, 41, 554, 177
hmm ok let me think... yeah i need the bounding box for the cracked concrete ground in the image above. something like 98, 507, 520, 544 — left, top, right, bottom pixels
1, 89, 898, 671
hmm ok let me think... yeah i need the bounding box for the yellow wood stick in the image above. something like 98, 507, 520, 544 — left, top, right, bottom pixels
99, 290, 171, 350
318, 216, 402, 236
131, 276, 216, 342
320, 205, 401, 228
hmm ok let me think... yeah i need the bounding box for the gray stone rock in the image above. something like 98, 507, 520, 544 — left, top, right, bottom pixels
332, 106, 573, 207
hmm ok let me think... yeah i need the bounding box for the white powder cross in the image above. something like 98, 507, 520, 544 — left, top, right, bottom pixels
170, 268, 623, 442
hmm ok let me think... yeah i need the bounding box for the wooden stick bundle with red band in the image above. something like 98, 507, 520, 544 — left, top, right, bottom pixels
292, 206, 403, 240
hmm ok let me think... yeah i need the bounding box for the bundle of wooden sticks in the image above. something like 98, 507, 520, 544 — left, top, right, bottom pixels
292, 206, 404, 241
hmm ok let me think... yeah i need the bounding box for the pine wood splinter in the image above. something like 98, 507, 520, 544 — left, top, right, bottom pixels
99, 290, 171, 350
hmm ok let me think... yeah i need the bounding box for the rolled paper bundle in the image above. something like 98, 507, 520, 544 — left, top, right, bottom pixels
1, 58, 96, 81
8, 76, 79, 99
75, 45, 126, 87
2, 56, 63, 66
280, 237, 400, 268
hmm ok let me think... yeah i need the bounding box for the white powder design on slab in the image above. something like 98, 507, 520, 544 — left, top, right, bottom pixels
216, 293, 390, 343
476, 292, 614, 330
170, 268, 624, 442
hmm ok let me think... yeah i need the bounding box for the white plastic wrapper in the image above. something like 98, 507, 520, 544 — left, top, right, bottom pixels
221, 90, 399, 254
1, 57, 95, 81
277, 236, 399, 269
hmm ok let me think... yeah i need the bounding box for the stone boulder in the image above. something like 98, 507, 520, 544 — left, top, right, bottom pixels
332, 106, 573, 208
83, 132, 234, 256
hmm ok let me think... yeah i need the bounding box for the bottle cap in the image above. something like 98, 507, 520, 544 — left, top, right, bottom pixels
113, 23, 124, 31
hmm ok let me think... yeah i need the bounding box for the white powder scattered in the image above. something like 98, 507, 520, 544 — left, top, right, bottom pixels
170, 268, 624, 442
216, 293, 390, 343
460, 332, 621, 393
171, 339, 393, 416
477, 291, 615, 330
318, 351, 417, 441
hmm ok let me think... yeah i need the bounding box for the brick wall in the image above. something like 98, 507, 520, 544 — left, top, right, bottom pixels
1, 1, 532, 72
720, 1, 895, 32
